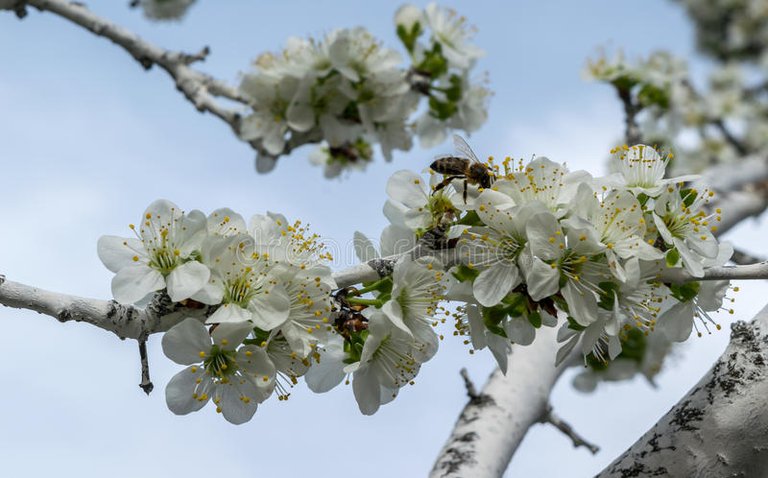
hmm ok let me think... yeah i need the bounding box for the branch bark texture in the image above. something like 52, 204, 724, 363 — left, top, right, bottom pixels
597, 302, 768, 477
430, 325, 568, 478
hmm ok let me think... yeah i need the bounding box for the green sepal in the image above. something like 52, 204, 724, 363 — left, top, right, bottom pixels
597, 281, 620, 311
610, 75, 638, 93
482, 305, 507, 338
502, 292, 527, 317
396, 21, 423, 54
458, 210, 483, 226
417, 42, 448, 78
452, 263, 480, 283
665, 247, 680, 267
528, 311, 542, 329
618, 327, 646, 363
343, 329, 369, 364
586, 352, 609, 371
567, 316, 586, 331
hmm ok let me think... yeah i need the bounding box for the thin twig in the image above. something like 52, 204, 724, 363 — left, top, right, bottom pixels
460, 367, 479, 400
138, 333, 153, 395
713, 118, 748, 156
541, 404, 600, 454
616, 86, 641, 145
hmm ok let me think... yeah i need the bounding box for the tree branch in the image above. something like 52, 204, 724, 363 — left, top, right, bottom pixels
617, 86, 641, 145
10, 0, 281, 153
540, 404, 600, 455
713, 189, 768, 236
598, 302, 768, 476
430, 325, 570, 478
660, 261, 768, 282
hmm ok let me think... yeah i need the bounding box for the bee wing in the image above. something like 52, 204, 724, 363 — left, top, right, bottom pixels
453, 134, 481, 163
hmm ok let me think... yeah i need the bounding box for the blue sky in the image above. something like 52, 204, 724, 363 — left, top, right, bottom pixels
1, 1, 766, 476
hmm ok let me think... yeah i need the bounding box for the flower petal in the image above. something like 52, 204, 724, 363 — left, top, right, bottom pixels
162, 318, 211, 365
165, 367, 208, 415
473, 263, 519, 307
97, 235, 144, 273
166, 261, 210, 302
248, 284, 291, 330
305, 340, 347, 393
111, 264, 165, 304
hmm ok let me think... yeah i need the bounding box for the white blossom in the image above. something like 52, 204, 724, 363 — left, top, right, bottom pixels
97, 199, 209, 304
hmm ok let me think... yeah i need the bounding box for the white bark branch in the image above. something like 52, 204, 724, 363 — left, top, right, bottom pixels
430, 325, 570, 478
598, 302, 768, 477
695, 156, 768, 193
660, 261, 768, 283
0, 277, 195, 339
0, 249, 411, 338
713, 190, 768, 236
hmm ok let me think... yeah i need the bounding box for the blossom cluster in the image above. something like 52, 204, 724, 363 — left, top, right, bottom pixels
587, 49, 768, 177
100, 140, 737, 422
237, 3, 489, 177
98, 200, 336, 423
672, 0, 768, 63
383, 139, 734, 377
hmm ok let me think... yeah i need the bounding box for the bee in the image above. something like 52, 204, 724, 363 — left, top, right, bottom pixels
430, 134, 495, 203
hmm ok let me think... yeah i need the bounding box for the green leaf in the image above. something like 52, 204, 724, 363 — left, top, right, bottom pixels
445, 74, 463, 102
637, 83, 670, 109
680, 188, 698, 208
669, 281, 700, 303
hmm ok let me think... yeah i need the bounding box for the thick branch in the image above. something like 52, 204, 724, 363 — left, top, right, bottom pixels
598, 302, 768, 477
695, 156, 768, 193
0, 279, 192, 339
713, 190, 768, 236
430, 325, 569, 478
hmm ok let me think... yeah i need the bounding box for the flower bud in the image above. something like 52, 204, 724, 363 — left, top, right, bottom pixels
395, 4, 424, 31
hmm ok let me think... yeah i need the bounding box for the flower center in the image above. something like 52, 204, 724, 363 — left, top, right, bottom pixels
203, 345, 238, 378
663, 212, 691, 239
224, 272, 259, 307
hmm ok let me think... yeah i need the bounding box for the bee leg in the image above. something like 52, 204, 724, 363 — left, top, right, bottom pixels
432, 176, 461, 195
463, 179, 468, 203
